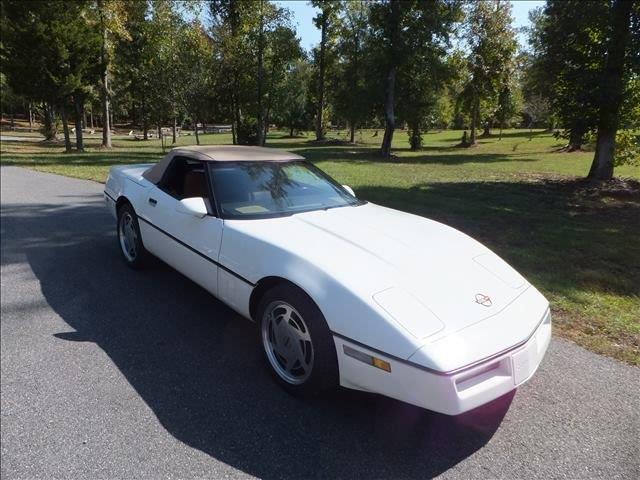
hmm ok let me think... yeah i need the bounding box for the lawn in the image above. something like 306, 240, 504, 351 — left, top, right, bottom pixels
1, 128, 639, 365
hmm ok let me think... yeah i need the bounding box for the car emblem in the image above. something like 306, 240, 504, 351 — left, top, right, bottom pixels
475, 293, 492, 307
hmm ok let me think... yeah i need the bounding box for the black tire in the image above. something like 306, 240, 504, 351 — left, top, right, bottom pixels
257, 284, 338, 397
116, 203, 150, 269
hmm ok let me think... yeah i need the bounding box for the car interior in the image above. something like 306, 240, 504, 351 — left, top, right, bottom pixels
159, 157, 213, 212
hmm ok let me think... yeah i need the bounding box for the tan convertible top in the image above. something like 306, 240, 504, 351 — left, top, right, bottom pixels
142, 145, 305, 184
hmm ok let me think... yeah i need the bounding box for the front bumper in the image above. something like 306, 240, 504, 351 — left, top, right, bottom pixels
334, 310, 551, 415
104, 190, 118, 220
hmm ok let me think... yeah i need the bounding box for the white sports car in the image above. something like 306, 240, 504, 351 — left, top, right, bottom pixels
104, 145, 551, 415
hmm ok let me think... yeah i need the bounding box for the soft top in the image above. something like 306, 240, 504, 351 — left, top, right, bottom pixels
142, 145, 305, 184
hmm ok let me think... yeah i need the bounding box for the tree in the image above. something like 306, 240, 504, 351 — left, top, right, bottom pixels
94, 0, 130, 149
495, 83, 518, 140
523, 94, 551, 138
114, 0, 153, 139
462, 0, 517, 146
521, 9, 554, 131
533, 1, 609, 151
588, 0, 635, 180
333, 0, 372, 143
1, 0, 100, 150
311, 0, 341, 141
176, 21, 216, 145
370, 0, 461, 157
271, 59, 313, 136
210, 0, 298, 145
260, 24, 303, 143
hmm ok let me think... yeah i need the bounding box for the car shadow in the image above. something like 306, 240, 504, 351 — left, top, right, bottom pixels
2, 199, 512, 479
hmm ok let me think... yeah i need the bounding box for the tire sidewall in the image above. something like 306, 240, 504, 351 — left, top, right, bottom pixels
257, 284, 338, 396
117, 203, 147, 269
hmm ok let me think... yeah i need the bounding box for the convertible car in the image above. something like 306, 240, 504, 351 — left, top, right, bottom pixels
104, 145, 551, 415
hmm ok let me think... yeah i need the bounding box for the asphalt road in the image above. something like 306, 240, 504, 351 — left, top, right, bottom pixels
1, 166, 638, 480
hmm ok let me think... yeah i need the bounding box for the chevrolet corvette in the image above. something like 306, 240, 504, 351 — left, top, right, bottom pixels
104, 145, 551, 415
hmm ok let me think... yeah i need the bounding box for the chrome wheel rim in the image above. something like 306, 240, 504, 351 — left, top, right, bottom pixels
261, 301, 314, 385
118, 212, 138, 262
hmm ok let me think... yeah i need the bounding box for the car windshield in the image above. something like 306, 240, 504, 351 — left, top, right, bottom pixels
209, 161, 364, 219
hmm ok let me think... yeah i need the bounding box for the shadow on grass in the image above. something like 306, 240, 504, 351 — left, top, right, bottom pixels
276, 145, 543, 166
2, 150, 164, 166
2, 199, 513, 479
356, 179, 640, 297
2, 129, 559, 169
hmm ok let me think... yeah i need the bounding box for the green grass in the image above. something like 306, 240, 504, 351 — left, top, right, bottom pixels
2, 128, 639, 365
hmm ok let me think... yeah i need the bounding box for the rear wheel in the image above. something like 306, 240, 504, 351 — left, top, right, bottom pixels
117, 203, 149, 269
258, 284, 338, 396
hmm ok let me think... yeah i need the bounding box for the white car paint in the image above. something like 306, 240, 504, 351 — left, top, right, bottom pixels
105, 159, 551, 415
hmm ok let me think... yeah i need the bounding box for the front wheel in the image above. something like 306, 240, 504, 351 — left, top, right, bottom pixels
258, 284, 338, 396
117, 203, 149, 269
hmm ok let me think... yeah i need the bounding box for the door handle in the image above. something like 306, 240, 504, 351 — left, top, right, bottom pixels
148, 198, 157, 206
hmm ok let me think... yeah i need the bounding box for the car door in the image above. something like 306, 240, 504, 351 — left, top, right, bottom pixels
137, 156, 223, 296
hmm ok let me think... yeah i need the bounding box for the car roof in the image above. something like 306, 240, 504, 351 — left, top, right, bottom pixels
142, 145, 305, 184
172, 145, 304, 162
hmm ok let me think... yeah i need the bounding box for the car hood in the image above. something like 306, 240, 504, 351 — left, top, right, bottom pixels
229, 203, 530, 345
291, 203, 529, 339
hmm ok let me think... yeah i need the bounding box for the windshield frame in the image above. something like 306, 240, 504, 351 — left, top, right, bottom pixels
207, 160, 366, 220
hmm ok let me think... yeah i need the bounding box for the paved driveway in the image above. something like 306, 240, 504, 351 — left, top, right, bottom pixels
1, 166, 638, 479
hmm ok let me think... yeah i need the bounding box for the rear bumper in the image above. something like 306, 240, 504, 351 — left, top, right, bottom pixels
334, 309, 551, 415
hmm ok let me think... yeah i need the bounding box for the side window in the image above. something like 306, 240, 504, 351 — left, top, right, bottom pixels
158, 157, 210, 202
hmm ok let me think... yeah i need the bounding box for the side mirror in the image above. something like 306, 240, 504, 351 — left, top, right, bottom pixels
176, 197, 208, 218
342, 185, 356, 197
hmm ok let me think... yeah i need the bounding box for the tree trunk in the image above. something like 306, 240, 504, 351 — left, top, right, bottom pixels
89, 107, 94, 129
469, 95, 479, 146
42, 103, 57, 140
290, 125, 294, 137
74, 94, 85, 152
349, 121, 355, 143
229, 1, 240, 145
98, 0, 112, 148
256, 0, 265, 146
194, 117, 200, 145
142, 99, 148, 140
568, 128, 584, 151
588, 0, 632, 180
263, 107, 270, 146
60, 103, 72, 153
315, 12, 327, 141
409, 120, 422, 151
28, 103, 33, 132
172, 117, 177, 144
380, 66, 397, 158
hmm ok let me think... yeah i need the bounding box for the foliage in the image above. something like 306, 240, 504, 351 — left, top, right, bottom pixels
614, 130, 640, 167
331, 0, 373, 142
1, 0, 100, 105
209, 0, 300, 145
530, 1, 609, 149
461, 0, 517, 143
271, 59, 313, 136
1, 0, 637, 176
369, 0, 462, 155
